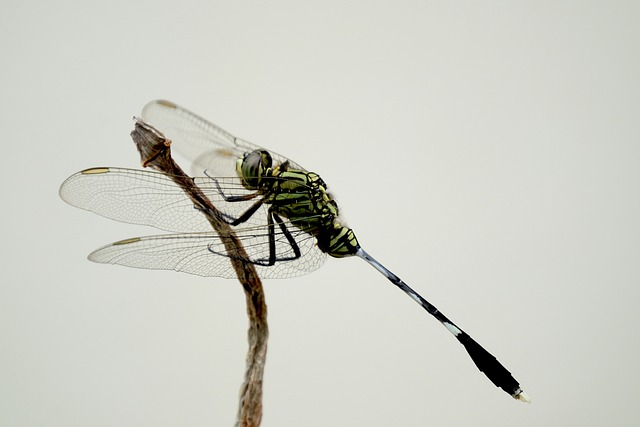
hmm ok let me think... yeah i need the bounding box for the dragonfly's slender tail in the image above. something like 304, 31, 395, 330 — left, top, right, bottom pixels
355, 247, 531, 403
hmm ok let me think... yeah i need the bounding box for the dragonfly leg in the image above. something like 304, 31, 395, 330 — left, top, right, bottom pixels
227, 208, 303, 267
205, 175, 272, 226
267, 209, 302, 263
193, 198, 264, 226
193, 204, 237, 224
194, 177, 266, 225
202, 174, 303, 266
211, 174, 260, 203
230, 199, 267, 226
204, 204, 303, 267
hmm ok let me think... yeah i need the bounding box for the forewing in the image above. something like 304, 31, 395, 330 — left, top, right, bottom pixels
140, 100, 306, 176
59, 167, 309, 232
59, 167, 212, 233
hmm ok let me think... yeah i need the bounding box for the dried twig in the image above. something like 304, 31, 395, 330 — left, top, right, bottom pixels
130, 118, 268, 427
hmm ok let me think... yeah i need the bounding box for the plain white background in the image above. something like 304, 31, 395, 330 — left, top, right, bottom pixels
2, 1, 639, 426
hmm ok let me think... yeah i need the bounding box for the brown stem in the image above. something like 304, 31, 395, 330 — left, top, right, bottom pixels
130, 118, 268, 427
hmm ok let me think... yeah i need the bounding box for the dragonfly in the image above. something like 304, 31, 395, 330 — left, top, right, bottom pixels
59, 100, 530, 402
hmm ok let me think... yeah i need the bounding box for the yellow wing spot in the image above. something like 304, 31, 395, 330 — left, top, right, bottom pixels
80, 167, 110, 175
113, 237, 142, 245
156, 99, 177, 109
214, 148, 237, 158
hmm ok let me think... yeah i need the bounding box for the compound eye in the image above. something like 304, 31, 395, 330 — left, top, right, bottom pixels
236, 150, 272, 188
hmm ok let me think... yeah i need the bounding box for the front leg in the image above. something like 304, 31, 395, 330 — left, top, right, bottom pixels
197, 173, 265, 224
208, 173, 261, 203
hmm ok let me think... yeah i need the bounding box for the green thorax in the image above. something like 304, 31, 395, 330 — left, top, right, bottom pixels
238, 151, 359, 258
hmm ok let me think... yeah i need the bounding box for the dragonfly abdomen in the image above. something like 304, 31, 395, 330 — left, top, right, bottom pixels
317, 223, 359, 258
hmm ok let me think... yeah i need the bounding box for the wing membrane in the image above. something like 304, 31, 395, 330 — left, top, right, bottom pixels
60, 166, 327, 278
60, 167, 212, 232
141, 100, 306, 176
89, 228, 326, 279
60, 167, 286, 232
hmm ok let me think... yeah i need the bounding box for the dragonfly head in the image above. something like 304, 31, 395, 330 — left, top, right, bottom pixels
236, 149, 273, 189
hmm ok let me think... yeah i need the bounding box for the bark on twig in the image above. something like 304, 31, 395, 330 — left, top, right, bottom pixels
130, 118, 268, 427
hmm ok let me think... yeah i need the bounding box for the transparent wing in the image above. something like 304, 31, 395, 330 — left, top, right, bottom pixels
59, 167, 210, 232
59, 166, 327, 278
59, 167, 292, 231
140, 100, 306, 177
89, 229, 326, 279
